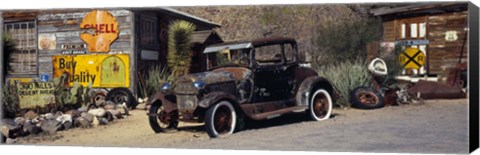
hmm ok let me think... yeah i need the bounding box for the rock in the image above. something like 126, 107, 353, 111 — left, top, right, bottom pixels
104, 101, 116, 110
14, 117, 26, 126
6, 138, 17, 144
78, 107, 88, 113
80, 112, 94, 122
41, 119, 62, 135
56, 114, 72, 124
88, 108, 106, 117
63, 121, 73, 130
105, 111, 114, 122
1, 126, 9, 138
98, 118, 109, 125
92, 116, 100, 127
107, 109, 122, 119
24, 111, 38, 120
65, 110, 80, 118
74, 117, 90, 128
45, 113, 55, 120
54, 111, 64, 118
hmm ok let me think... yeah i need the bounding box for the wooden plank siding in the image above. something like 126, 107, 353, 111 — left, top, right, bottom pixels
427, 11, 468, 75
35, 10, 134, 77
382, 20, 396, 41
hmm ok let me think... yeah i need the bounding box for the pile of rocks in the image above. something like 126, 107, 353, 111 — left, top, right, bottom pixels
0, 101, 129, 144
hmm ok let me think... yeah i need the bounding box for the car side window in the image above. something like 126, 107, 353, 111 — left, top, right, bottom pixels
284, 44, 295, 63
254, 45, 283, 66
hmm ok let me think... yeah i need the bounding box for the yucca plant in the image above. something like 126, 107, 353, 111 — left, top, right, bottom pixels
316, 59, 373, 107
3, 33, 16, 78
167, 20, 196, 82
146, 64, 170, 96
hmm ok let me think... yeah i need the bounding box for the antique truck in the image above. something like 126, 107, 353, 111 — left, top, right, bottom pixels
147, 37, 337, 138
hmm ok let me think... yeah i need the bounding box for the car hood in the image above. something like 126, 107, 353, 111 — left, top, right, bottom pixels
174, 67, 252, 94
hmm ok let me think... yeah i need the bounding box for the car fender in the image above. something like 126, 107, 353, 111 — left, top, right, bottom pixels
198, 92, 239, 109
295, 76, 336, 107
146, 92, 177, 114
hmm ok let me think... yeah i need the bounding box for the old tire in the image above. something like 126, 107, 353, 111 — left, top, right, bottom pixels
106, 88, 138, 109
308, 89, 333, 121
205, 101, 237, 138
148, 101, 178, 133
350, 86, 384, 109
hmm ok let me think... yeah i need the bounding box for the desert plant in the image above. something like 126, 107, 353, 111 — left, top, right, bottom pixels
2, 82, 20, 118
146, 64, 170, 96
167, 20, 196, 82
2, 33, 16, 78
316, 59, 373, 107
53, 74, 91, 108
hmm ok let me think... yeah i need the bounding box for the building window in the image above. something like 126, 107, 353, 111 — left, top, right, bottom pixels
140, 16, 159, 49
4, 21, 37, 75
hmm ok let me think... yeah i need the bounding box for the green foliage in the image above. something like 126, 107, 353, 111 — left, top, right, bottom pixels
313, 16, 382, 65
3, 33, 16, 76
167, 20, 196, 82
2, 82, 20, 118
146, 64, 170, 96
378, 45, 404, 88
316, 59, 373, 107
53, 74, 92, 107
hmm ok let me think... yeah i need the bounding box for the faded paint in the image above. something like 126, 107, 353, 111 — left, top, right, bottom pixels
52, 54, 130, 88
16, 82, 55, 109
80, 10, 119, 52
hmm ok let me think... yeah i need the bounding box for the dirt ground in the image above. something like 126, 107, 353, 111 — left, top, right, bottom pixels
11, 99, 469, 154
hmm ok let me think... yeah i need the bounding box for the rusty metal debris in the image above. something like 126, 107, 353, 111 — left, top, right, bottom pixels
407, 80, 466, 100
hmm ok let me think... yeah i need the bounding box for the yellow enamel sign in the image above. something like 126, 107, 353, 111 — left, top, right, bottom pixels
398, 47, 426, 69
80, 10, 119, 52
52, 54, 129, 88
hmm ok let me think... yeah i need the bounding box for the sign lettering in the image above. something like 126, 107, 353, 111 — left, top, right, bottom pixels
398, 47, 426, 70
80, 10, 119, 52
16, 82, 55, 109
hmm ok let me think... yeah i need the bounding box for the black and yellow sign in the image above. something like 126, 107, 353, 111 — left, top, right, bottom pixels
398, 47, 425, 69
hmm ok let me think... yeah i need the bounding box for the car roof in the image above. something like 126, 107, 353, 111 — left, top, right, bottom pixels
204, 37, 296, 54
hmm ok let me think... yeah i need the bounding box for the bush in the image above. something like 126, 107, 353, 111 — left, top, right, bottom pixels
2, 82, 20, 118
146, 65, 170, 96
316, 59, 372, 107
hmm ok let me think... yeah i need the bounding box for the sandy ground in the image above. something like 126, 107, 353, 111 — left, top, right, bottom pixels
11, 99, 469, 154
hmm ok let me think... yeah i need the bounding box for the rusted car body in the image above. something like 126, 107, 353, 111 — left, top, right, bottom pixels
147, 37, 337, 138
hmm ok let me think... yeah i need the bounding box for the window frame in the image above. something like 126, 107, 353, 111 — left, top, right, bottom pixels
4, 20, 38, 76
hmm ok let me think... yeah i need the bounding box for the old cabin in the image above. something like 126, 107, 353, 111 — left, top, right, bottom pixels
1, 8, 223, 98
371, 2, 469, 82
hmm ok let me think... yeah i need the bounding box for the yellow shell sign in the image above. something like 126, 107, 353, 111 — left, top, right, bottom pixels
52, 54, 130, 88
398, 47, 426, 70
80, 10, 119, 52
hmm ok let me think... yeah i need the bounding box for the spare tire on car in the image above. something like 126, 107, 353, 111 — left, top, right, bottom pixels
350, 86, 384, 109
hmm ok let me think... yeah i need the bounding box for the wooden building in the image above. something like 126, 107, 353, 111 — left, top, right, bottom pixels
371, 2, 469, 77
1, 8, 222, 97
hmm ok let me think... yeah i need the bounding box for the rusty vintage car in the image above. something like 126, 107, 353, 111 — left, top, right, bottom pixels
147, 37, 337, 138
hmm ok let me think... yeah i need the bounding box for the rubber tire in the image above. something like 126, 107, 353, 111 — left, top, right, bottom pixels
148, 101, 178, 133
106, 88, 138, 109
350, 86, 385, 109
205, 101, 237, 138
308, 89, 333, 121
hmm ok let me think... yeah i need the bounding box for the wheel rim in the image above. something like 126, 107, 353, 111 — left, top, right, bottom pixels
213, 105, 233, 134
358, 92, 379, 105
310, 90, 332, 121
112, 91, 128, 104
94, 93, 106, 105
156, 105, 177, 129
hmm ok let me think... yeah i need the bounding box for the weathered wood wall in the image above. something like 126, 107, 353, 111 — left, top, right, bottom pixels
35, 10, 134, 77
427, 11, 468, 75
382, 20, 396, 42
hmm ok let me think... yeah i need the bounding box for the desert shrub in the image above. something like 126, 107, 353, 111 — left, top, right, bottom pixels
167, 20, 196, 82
146, 65, 170, 96
316, 59, 372, 107
3, 33, 16, 79
2, 82, 20, 118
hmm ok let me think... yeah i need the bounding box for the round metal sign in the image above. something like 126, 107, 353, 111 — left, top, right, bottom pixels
398, 47, 426, 69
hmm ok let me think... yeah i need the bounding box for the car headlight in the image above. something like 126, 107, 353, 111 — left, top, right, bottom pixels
161, 82, 172, 93
192, 80, 205, 89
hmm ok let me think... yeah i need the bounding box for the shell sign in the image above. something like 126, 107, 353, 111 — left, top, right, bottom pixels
80, 10, 119, 52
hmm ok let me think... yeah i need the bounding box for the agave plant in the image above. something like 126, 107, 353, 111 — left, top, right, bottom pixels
316, 59, 373, 107
146, 64, 170, 96
167, 20, 196, 82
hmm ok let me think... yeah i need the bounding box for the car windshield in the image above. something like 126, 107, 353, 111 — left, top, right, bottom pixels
207, 48, 251, 70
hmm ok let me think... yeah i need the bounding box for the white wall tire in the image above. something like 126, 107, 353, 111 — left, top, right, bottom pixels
309, 89, 333, 121
205, 101, 237, 138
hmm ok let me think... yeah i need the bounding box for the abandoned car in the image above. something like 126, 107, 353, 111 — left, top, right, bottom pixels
147, 37, 337, 138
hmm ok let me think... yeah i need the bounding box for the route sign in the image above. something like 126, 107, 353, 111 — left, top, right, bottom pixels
398, 47, 426, 69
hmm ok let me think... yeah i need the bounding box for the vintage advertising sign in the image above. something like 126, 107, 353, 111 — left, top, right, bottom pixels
398, 47, 426, 70
16, 82, 55, 109
52, 54, 130, 88
38, 33, 57, 50
80, 10, 119, 52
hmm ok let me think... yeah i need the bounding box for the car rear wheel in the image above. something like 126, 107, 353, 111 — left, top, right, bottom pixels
205, 101, 237, 138
308, 89, 332, 121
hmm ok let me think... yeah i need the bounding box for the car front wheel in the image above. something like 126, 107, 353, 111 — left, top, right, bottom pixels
308, 89, 333, 121
205, 101, 237, 138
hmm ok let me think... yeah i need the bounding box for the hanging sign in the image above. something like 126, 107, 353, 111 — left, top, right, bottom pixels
80, 10, 119, 52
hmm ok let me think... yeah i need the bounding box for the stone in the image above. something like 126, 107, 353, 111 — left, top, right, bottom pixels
81, 112, 95, 123
56, 114, 73, 124
1, 126, 9, 138
106, 109, 121, 119
6, 138, 17, 144
98, 118, 109, 125
41, 119, 62, 135
14, 117, 26, 126
24, 111, 38, 120
75, 117, 90, 128
65, 110, 80, 118
63, 121, 72, 130
92, 117, 100, 127
45, 113, 55, 120
88, 108, 106, 117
